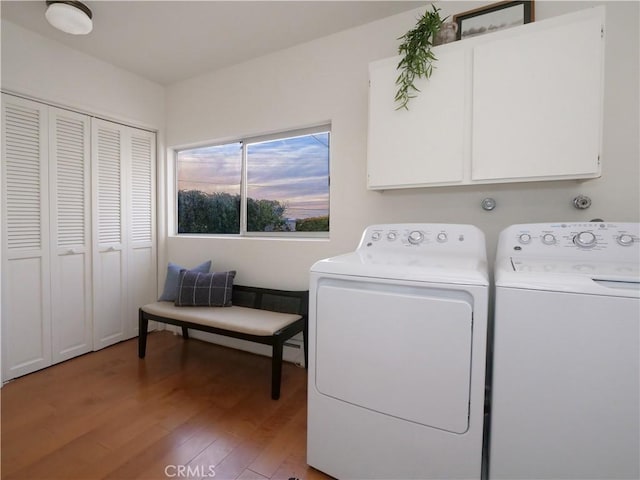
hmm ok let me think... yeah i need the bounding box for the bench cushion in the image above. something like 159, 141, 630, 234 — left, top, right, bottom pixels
141, 301, 302, 336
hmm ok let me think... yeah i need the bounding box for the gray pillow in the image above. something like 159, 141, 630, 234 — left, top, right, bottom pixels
174, 270, 236, 307
158, 260, 211, 301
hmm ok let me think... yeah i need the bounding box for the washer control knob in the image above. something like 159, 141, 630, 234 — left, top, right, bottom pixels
436, 232, 448, 243
408, 230, 424, 245
518, 233, 532, 244
617, 234, 634, 246
387, 232, 397, 241
541, 233, 556, 245
371, 232, 381, 241
574, 231, 597, 248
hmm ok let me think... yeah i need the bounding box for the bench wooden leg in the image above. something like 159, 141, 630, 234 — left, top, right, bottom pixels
182, 327, 189, 339
138, 310, 148, 358
271, 340, 284, 400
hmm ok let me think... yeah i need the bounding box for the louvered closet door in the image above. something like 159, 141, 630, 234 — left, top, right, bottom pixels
92, 119, 127, 350
127, 128, 156, 338
49, 107, 92, 363
1, 94, 52, 381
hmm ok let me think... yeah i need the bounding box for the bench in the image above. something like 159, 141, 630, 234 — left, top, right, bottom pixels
138, 285, 308, 400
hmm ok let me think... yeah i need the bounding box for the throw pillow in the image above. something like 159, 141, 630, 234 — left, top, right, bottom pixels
158, 260, 212, 301
174, 270, 236, 307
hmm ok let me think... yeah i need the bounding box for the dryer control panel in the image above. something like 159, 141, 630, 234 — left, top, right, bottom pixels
499, 222, 640, 263
359, 223, 486, 257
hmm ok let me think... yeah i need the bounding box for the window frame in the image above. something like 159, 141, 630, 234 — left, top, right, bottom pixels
174, 124, 330, 238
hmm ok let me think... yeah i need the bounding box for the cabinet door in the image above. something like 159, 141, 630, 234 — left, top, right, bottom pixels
471, 13, 604, 181
127, 128, 156, 338
49, 107, 92, 364
367, 46, 467, 189
92, 119, 127, 350
1, 95, 52, 381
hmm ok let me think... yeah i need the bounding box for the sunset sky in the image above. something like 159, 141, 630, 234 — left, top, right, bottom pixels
177, 132, 329, 219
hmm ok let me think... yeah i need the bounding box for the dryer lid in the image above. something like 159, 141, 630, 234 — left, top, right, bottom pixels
311, 223, 489, 286
311, 251, 489, 286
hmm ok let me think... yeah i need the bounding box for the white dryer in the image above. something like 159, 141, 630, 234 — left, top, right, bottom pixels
307, 224, 489, 480
490, 222, 640, 479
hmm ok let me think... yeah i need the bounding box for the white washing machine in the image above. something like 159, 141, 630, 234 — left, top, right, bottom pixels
490, 222, 640, 479
307, 224, 489, 479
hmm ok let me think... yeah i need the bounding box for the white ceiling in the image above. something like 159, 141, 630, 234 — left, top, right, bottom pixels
1, 1, 425, 85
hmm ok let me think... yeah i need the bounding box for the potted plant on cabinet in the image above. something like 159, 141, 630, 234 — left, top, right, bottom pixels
395, 5, 447, 110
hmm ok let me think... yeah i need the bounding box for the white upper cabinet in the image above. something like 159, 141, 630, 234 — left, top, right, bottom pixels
368, 45, 468, 189
367, 6, 605, 190
471, 11, 604, 181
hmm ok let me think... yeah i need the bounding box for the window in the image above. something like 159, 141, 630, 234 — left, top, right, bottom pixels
176, 126, 330, 236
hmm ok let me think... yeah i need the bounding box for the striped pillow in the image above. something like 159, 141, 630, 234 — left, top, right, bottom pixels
174, 270, 236, 307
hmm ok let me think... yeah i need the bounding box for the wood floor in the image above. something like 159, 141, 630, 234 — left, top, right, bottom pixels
1, 331, 333, 480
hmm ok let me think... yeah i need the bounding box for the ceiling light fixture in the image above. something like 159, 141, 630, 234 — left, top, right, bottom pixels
45, 1, 93, 35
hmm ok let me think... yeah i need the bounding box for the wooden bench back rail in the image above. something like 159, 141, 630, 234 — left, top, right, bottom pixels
138, 285, 309, 400
230, 285, 309, 316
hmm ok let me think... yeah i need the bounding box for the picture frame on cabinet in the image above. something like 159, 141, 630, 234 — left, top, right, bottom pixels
454, 1, 535, 40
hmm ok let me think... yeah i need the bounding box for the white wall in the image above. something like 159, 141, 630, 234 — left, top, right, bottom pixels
165, 1, 639, 290
1, 20, 165, 129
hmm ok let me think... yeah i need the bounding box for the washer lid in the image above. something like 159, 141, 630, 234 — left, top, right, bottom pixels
512, 258, 639, 280
495, 257, 640, 297
311, 251, 489, 286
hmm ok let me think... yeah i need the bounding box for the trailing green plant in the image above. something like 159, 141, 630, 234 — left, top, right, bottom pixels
395, 5, 447, 110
